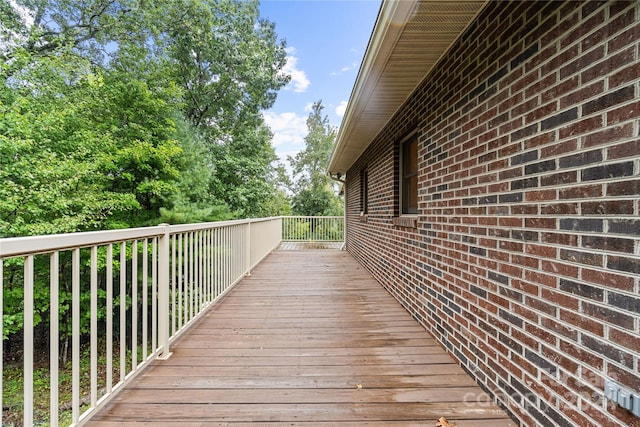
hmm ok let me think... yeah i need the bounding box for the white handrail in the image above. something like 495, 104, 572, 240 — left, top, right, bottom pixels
0, 216, 286, 426
282, 216, 344, 242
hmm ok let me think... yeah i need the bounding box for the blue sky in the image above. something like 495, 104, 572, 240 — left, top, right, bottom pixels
259, 0, 381, 163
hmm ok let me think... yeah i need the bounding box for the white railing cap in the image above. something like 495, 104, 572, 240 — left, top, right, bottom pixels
0, 226, 166, 258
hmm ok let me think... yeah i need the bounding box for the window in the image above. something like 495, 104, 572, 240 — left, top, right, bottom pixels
401, 135, 418, 214
360, 168, 368, 214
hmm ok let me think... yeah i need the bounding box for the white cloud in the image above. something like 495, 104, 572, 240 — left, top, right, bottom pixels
335, 100, 348, 117
281, 47, 310, 93
263, 111, 307, 150
330, 61, 358, 76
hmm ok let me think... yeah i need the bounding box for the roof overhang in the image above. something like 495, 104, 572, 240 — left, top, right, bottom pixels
328, 0, 487, 177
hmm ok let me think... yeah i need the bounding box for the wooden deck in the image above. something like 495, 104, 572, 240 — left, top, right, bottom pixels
89, 250, 515, 426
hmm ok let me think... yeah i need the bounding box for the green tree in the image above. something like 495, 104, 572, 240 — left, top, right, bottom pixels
1, 0, 293, 229
288, 101, 343, 216
1, 0, 293, 349
160, 0, 290, 217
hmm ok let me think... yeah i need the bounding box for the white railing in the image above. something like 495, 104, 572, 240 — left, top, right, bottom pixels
282, 216, 344, 242
0, 217, 282, 426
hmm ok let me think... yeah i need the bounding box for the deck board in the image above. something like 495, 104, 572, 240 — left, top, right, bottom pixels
89, 250, 515, 426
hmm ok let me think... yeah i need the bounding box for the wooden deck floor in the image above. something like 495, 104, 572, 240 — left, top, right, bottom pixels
89, 250, 515, 426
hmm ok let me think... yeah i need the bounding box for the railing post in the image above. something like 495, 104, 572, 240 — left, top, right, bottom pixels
245, 220, 251, 276
24, 255, 34, 427
158, 223, 172, 359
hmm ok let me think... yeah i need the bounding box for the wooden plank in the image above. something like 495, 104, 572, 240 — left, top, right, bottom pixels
167, 350, 449, 361
168, 345, 442, 358
131, 364, 462, 377
92, 421, 514, 427
88, 250, 515, 426
129, 373, 478, 389
91, 402, 509, 422
112, 387, 492, 404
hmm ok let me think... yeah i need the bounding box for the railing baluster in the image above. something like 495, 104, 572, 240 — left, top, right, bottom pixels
0, 260, 3, 427
190, 232, 194, 321
206, 230, 211, 304
131, 240, 137, 371
193, 232, 197, 314
245, 223, 250, 275
90, 245, 98, 406
106, 244, 113, 393
120, 242, 126, 383
198, 231, 203, 310
158, 224, 170, 357
178, 233, 183, 330
171, 235, 176, 335
224, 227, 229, 290
214, 228, 219, 298
143, 239, 148, 361
49, 252, 59, 427
183, 232, 188, 324
72, 248, 80, 424
24, 255, 34, 427
152, 238, 157, 353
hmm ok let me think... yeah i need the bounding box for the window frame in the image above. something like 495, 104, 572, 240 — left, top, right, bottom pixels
360, 167, 368, 214
400, 133, 419, 215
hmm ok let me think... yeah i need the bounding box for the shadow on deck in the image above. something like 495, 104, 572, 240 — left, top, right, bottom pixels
89, 250, 514, 426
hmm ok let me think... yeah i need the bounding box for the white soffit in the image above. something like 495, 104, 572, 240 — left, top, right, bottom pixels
328, 0, 486, 177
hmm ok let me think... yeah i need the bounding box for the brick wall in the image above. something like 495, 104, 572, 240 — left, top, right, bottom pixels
345, 1, 640, 426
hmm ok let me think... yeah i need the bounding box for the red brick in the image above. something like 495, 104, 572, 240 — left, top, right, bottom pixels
525, 323, 557, 347
608, 17, 640, 53
559, 339, 604, 370
607, 400, 640, 427
560, 308, 604, 336
524, 101, 558, 125
525, 189, 556, 202
524, 131, 555, 149
540, 202, 579, 215
559, 184, 602, 200
609, 328, 640, 355
541, 317, 578, 341
560, 80, 605, 109
541, 44, 580, 77
607, 179, 640, 197
511, 254, 540, 268
606, 99, 640, 125
608, 140, 640, 160
560, 7, 605, 48
581, 268, 634, 292
581, 46, 635, 84
560, 45, 605, 80
525, 269, 557, 288
540, 232, 578, 246
583, 123, 633, 148
609, 60, 640, 88
525, 243, 556, 258
559, 116, 603, 139
540, 139, 577, 157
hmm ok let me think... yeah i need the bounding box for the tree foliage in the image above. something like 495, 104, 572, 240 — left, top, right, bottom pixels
1, 0, 291, 234
288, 101, 343, 216
0, 0, 293, 347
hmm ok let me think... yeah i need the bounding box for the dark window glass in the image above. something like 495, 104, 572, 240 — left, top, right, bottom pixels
401, 136, 418, 214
